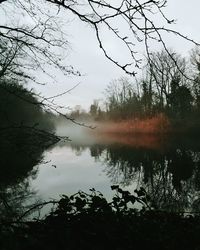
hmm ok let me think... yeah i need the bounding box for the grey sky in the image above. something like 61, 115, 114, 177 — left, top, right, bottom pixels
3, 0, 200, 111
44, 0, 200, 111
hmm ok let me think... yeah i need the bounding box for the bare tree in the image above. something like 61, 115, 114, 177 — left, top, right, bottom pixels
0, 0, 199, 130
144, 49, 188, 108
0, 1, 81, 85
0, 0, 199, 80
190, 47, 200, 109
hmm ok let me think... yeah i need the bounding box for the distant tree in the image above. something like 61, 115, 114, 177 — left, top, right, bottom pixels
146, 49, 188, 109
96, 107, 105, 121
103, 48, 198, 121
90, 100, 99, 118
140, 79, 153, 117
105, 77, 141, 120
69, 105, 82, 119
190, 47, 200, 112
168, 76, 193, 118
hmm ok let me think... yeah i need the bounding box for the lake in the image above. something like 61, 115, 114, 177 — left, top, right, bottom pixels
1, 126, 200, 218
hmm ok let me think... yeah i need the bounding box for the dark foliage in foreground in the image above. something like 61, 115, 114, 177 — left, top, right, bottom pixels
1, 186, 200, 250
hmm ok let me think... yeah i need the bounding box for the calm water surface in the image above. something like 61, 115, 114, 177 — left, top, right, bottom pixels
31, 131, 200, 212
31, 144, 116, 200
2, 129, 200, 218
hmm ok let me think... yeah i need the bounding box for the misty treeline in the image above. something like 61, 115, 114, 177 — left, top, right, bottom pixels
84, 48, 200, 132
0, 81, 55, 132
0, 40, 59, 188
0, 41, 62, 224
0, 36, 56, 134
0, 80, 55, 221
0, 33, 58, 133
0, 80, 58, 186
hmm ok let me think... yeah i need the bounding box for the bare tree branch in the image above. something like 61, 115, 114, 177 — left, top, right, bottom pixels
0, 0, 199, 130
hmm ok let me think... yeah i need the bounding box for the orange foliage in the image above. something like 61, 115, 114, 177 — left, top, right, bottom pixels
97, 114, 171, 135
89, 114, 170, 150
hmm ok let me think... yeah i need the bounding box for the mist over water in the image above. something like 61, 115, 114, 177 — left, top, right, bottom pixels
25, 120, 200, 213
55, 119, 99, 144
2, 116, 200, 219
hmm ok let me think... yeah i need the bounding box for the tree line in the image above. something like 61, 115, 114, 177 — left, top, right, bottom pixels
87, 48, 200, 131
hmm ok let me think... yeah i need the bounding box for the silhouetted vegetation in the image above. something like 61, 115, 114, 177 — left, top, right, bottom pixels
1, 2, 200, 249
0, 79, 60, 233
2, 186, 200, 250
0, 80, 55, 131
0, 79, 59, 188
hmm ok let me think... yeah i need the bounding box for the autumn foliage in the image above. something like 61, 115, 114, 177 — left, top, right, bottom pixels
97, 114, 170, 135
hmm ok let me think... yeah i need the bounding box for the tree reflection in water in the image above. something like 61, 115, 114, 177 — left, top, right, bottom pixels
0, 128, 57, 221
78, 136, 200, 213
0, 81, 59, 220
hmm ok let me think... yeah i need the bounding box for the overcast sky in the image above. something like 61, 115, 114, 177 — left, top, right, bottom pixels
16, 1, 200, 111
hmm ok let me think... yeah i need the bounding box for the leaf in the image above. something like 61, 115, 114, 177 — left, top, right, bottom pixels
70, 195, 74, 200
135, 188, 146, 197
130, 196, 136, 204
113, 196, 120, 203
111, 185, 119, 190
79, 193, 86, 199
117, 188, 123, 194
58, 198, 70, 210
75, 197, 86, 210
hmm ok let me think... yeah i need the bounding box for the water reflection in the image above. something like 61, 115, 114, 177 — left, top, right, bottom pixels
1, 129, 200, 216
0, 81, 58, 220
0, 127, 52, 221
67, 134, 200, 213
0, 180, 36, 221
